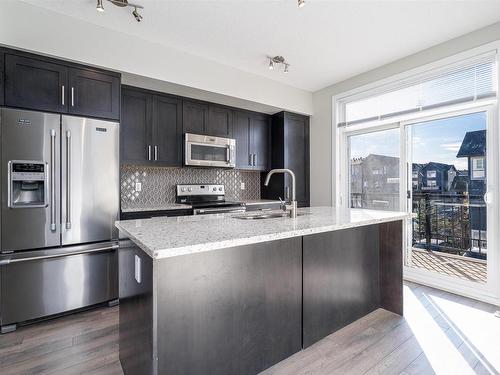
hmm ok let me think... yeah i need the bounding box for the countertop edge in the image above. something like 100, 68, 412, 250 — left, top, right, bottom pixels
116, 213, 411, 261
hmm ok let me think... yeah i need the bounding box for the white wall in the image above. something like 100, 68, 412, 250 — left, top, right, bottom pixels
310, 21, 500, 207
0, 1, 312, 116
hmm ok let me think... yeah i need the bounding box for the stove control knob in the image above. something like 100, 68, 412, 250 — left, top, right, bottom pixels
188, 187, 192, 192
181, 187, 186, 192
218, 187, 223, 191
212, 187, 217, 191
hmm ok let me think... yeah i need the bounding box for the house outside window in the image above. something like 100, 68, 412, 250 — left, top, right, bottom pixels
471, 157, 485, 179
427, 170, 436, 179
427, 180, 437, 188
412, 171, 418, 179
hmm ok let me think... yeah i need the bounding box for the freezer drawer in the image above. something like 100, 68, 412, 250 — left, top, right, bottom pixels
0, 244, 118, 326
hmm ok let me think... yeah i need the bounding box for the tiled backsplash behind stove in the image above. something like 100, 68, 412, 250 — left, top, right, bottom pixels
121, 165, 261, 210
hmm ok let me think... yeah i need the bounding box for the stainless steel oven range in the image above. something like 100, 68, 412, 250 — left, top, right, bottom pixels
176, 184, 245, 215
0, 108, 119, 333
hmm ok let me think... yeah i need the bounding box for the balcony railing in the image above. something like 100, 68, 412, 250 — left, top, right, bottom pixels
412, 192, 486, 259
351, 192, 487, 259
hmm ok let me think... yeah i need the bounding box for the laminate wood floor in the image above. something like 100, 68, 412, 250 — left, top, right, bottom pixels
1, 282, 499, 375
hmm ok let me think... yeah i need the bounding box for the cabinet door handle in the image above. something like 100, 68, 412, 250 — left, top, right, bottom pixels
61, 85, 65, 106
253, 154, 257, 166
71, 87, 75, 107
249, 154, 253, 166
154, 145, 158, 161
148, 145, 152, 161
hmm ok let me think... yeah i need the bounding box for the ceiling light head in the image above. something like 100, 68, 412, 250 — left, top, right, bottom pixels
132, 7, 143, 22
96, 0, 104, 12
267, 56, 290, 74
298, 0, 306, 8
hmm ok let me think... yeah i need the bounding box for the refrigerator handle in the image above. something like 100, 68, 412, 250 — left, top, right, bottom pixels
66, 130, 72, 230
50, 129, 57, 231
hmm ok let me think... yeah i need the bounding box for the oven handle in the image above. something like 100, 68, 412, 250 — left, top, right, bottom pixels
194, 207, 246, 215
0, 244, 118, 266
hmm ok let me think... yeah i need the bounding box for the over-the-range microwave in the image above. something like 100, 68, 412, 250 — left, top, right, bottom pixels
185, 133, 236, 168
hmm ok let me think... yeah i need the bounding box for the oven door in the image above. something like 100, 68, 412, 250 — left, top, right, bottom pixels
193, 206, 246, 215
185, 133, 236, 168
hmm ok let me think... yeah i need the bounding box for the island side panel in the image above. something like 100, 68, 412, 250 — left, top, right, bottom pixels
302, 224, 381, 348
379, 220, 403, 315
155, 237, 302, 375
118, 239, 154, 375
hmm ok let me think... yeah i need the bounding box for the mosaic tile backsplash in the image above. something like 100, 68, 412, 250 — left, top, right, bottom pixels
121, 165, 261, 210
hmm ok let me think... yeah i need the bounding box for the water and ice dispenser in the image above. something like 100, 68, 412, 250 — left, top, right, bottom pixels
8, 161, 48, 208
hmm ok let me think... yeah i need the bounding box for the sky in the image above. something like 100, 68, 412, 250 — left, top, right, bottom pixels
349, 112, 487, 171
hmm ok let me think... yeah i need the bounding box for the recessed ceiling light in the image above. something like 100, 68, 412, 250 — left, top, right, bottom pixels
269, 60, 274, 70
298, 0, 306, 8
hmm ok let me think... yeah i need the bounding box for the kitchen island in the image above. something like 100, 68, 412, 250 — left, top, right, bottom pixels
116, 207, 411, 375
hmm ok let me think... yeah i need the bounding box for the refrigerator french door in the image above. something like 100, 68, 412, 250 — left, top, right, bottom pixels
0, 108, 119, 332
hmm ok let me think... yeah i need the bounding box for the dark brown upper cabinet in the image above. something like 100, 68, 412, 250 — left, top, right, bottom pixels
261, 112, 310, 207
152, 95, 182, 166
121, 88, 152, 164
207, 105, 232, 137
182, 100, 208, 135
4, 53, 68, 113
3, 50, 120, 120
183, 100, 233, 138
233, 110, 270, 171
0, 52, 4, 106
121, 86, 182, 167
68, 68, 120, 120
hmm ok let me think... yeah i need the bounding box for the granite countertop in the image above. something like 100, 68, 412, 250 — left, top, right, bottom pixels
116, 207, 413, 260
121, 203, 192, 213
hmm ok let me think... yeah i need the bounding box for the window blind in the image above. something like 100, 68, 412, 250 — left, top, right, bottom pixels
340, 55, 497, 127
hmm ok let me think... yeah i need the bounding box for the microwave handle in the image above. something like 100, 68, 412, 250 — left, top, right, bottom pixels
226, 146, 230, 163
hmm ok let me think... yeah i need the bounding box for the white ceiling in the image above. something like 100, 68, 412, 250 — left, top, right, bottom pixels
21, 0, 500, 92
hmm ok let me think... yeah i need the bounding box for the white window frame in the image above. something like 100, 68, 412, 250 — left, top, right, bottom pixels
426, 180, 437, 187
427, 170, 437, 179
333, 41, 500, 305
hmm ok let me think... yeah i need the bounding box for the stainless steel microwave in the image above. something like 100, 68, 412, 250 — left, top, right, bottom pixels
185, 133, 236, 168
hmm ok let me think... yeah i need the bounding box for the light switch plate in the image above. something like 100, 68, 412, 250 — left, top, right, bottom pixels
135, 182, 142, 192
240, 182, 246, 190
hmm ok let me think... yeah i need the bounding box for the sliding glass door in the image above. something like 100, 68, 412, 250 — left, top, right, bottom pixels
405, 110, 491, 286
343, 107, 498, 299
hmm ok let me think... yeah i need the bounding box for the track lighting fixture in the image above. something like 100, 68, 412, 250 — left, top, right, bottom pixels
267, 56, 291, 73
96, 0, 104, 12
298, 0, 306, 8
95, 0, 144, 22
132, 7, 143, 22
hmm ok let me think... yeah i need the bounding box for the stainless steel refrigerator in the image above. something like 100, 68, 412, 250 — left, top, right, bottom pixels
0, 108, 119, 333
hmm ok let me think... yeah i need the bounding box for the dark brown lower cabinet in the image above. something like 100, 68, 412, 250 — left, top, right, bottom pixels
303, 221, 403, 348
119, 221, 403, 374
119, 237, 302, 375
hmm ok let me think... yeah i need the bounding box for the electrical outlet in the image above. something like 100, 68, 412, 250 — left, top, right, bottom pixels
135, 182, 142, 192
240, 182, 246, 190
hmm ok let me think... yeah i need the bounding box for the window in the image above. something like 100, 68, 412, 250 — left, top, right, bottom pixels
412, 181, 418, 189
339, 54, 496, 127
472, 157, 486, 179
427, 170, 436, 179
427, 180, 437, 187
412, 171, 418, 179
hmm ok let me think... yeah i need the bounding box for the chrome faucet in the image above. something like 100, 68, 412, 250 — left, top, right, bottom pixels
264, 169, 297, 218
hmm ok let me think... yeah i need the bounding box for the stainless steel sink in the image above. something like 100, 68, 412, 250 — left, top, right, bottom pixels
234, 212, 306, 220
